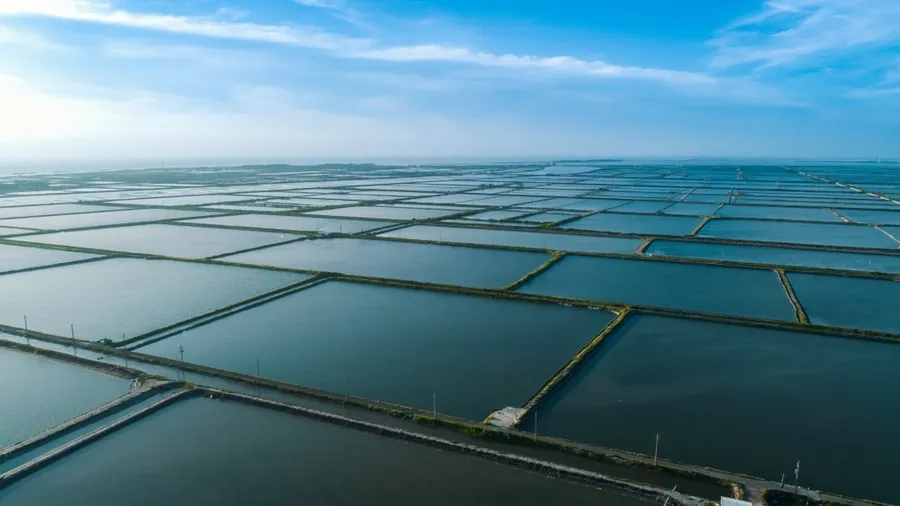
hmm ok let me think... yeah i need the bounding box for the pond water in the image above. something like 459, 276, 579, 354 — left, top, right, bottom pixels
222, 237, 548, 288
466, 210, 528, 221
787, 273, 900, 333
699, 219, 898, 249
0, 398, 651, 506
0, 349, 130, 449
0, 204, 117, 220
0, 208, 215, 231
182, 214, 392, 234
13, 224, 301, 258
662, 203, 720, 216
0, 258, 307, 341
608, 201, 672, 214
518, 255, 796, 320
380, 225, 642, 254
836, 208, 900, 225
0, 244, 98, 274
137, 281, 614, 420
646, 240, 900, 274
111, 194, 257, 207
562, 213, 701, 236
714, 205, 842, 222
310, 205, 459, 221
525, 314, 900, 503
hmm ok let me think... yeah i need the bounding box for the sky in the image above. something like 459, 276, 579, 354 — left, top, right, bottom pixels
0, 0, 899, 168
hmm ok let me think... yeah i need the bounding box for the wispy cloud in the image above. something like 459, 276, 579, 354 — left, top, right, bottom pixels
710, 0, 900, 69
0, 0, 715, 89
294, 0, 369, 29
0, 24, 66, 51
848, 87, 900, 98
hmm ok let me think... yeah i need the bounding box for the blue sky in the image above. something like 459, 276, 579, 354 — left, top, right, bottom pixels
0, 0, 898, 165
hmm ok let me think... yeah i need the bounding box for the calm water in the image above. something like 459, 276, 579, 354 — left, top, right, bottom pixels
183, 214, 392, 234
311, 205, 459, 220
467, 210, 527, 220
380, 225, 642, 254
561, 213, 701, 236
610, 201, 671, 213
661, 202, 720, 216
223, 237, 549, 288
647, 240, 900, 274
0, 208, 215, 231
0, 244, 97, 274
14, 223, 300, 258
787, 273, 900, 333
0, 227, 28, 236
837, 208, 900, 226
714, 205, 842, 222
0, 398, 652, 505
138, 281, 614, 419
516, 212, 578, 223
111, 194, 256, 206
519, 255, 796, 320
699, 219, 899, 249
0, 258, 306, 341
0, 204, 116, 220
465, 195, 550, 207
0, 349, 129, 448
527, 314, 900, 503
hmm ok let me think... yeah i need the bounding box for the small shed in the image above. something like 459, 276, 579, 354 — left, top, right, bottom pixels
720, 498, 752, 506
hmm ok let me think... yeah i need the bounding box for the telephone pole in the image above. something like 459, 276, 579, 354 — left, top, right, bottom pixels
70, 324, 77, 357
653, 433, 660, 466
23, 315, 29, 346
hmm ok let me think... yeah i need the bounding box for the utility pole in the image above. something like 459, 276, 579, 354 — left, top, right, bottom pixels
70, 324, 77, 357
179, 344, 184, 363
23, 315, 29, 346
794, 461, 800, 494
533, 409, 538, 442
653, 433, 660, 466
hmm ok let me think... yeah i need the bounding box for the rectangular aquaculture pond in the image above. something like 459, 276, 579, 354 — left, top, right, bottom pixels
786, 273, 900, 333
0, 208, 215, 231
0, 397, 650, 506
310, 205, 460, 221
182, 214, 392, 234
136, 281, 615, 420
0, 348, 130, 449
379, 225, 642, 254
524, 314, 900, 503
646, 240, 900, 274
698, 219, 899, 249
517, 255, 796, 320
222, 237, 549, 288
12, 224, 301, 258
0, 258, 307, 341
561, 213, 701, 236
714, 205, 842, 222
0, 244, 98, 274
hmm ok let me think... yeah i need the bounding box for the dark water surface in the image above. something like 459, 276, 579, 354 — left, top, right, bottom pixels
527, 315, 900, 503
138, 281, 614, 420
0, 398, 653, 506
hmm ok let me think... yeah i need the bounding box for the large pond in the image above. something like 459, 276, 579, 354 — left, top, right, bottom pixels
0, 244, 98, 274
525, 314, 900, 503
0, 258, 307, 341
379, 225, 642, 254
222, 237, 549, 288
182, 213, 392, 234
787, 273, 900, 333
0, 398, 652, 506
646, 240, 900, 274
518, 255, 796, 320
137, 281, 614, 420
0, 208, 215, 231
699, 219, 898, 249
561, 213, 701, 236
0, 349, 130, 449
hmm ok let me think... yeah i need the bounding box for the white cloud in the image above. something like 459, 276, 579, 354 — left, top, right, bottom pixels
0, 24, 66, 50
294, 0, 369, 29
848, 87, 900, 99
710, 0, 900, 69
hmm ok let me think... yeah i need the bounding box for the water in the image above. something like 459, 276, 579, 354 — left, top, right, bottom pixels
561, 213, 701, 236
182, 214, 392, 234
0, 349, 130, 449
836, 208, 900, 225
557, 199, 632, 212
526, 314, 900, 503
263, 197, 361, 207
518, 255, 796, 320
0, 398, 652, 506
516, 212, 579, 223
662, 203, 720, 216
222, 237, 549, 288
699, 219, 899, 249
609, 201, 672, 213
464, 195, 550, 207
0, 258, 306, 341
787, 273, 900, 333
110, 194, 258, 206
13, 223, 301, 258
0, 208, 215, 231
0, 244, 97, 274
137, 281, 614, 419
310, 205, 460, 220
714, 205, 843, 222
646, 240, 900, 274
0, 204, 117, 220
466, 210, 527, 220
0, 227, 28, 236
380, 225, 642, 254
